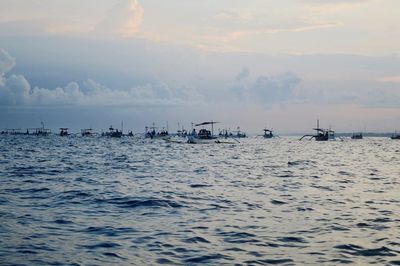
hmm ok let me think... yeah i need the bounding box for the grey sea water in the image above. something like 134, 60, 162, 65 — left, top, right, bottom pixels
0, 135, 399, 265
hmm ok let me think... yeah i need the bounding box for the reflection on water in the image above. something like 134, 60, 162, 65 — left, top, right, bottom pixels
0, 136, 399, 265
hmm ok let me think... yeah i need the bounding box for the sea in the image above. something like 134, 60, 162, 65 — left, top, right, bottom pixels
0, 135, 399, 265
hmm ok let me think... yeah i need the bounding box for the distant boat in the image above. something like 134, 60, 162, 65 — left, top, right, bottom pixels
102, 126, 122, 138
300, 120, 333, 141
29, 122, 51, 136
351, 132, 363, 139
263, 128, 274, 139
59, 128, 69, 136
145, 125, 169, 139
1, 128, 24, 135
187, 121, 220, 144
81, 128, 93, 137
391, 131, 400, 140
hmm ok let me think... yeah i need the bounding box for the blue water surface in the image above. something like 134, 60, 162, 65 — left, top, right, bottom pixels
0, 136, 399, 265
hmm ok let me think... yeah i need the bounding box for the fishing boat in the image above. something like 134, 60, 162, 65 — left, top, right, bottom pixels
351, 132, 363, 139
300, 120, 333, 141
59, 128, 69, 136
29, 122, 51, 136
102, 126, 122, 138
1, 129, 24, 135
391, 131, 400, 139
187, 121, 220, 144
263, 128, 274, 138
145, 125, 169, 139
81, 128, 93, 136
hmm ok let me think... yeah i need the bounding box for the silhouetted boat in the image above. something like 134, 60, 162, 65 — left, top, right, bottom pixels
1, 129, 24, 135
102, 126, 122, 138
29, 122, 51, 136
145, 124, 169, 139
59, 128, 69, 136
300, 120, 333, 141
391, 131, 400, 139
263, 128, 274, 138
81, 128, 93, 136
187, 121, 220, 144
351, 132, 363, 139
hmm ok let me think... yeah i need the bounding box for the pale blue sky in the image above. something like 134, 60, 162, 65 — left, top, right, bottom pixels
0, 0, 399, 132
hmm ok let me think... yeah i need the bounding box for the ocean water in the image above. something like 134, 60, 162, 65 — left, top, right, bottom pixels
0, 135, 399, 265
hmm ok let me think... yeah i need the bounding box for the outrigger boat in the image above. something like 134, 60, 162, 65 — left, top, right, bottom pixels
145, 124, 169, 139
102, 126, 123, 138
391, 131, 400, 140
263, 128, 274, 138
300, 120, 334, 141
29, 122, 51, 136
0, 129, 25, 135
351, 132, 363, 139
186, 121, 238, 144
81, 128, 93, 136
219, 127, 247, 138
59, 128, 69, 136
187, 121, 220, 144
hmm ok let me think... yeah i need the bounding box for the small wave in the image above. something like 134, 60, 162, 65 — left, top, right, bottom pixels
102, 252, 126, 260
278, 236, 308, 243
190, 184, 212, 188
83, 226, 136, 237
183, 236, 211, 244
184, 253, 232, 263
271, 199, 287, 205
82, 242, 121, 249
244, 258, 294, 265
334, 244, 399, 257
53, 219, 73, 225
99, 197, 184, 209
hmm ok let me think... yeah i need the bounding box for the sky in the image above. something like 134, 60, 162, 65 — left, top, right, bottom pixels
0, 0, 399, 133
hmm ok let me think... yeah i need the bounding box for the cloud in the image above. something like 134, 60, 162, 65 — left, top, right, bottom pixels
0, 48, 202, 107
235, 67, 250, 82
232, 70, 302, 104
250, 72, 301, 104
95, 0, 144, 37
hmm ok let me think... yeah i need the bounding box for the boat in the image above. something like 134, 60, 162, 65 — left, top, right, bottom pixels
351, 132, 363, 139
29, 122, 51, 136
1, 129, 25, 135
219, 127, 246, 138
59, 128, 69, 136
391, 131, 400, 139
187, 121, 220, 144
145, 125, 169, 139
102, 126, 123, 138
81, 128, 93, 136
300, 120, 333, 141
263, 128, 274, 138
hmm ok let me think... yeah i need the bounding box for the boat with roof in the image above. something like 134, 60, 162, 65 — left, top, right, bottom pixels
81, 128, 93, 136
102, 126, 123, 138
300, 120, 334, 141
28, 122, 51, 136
